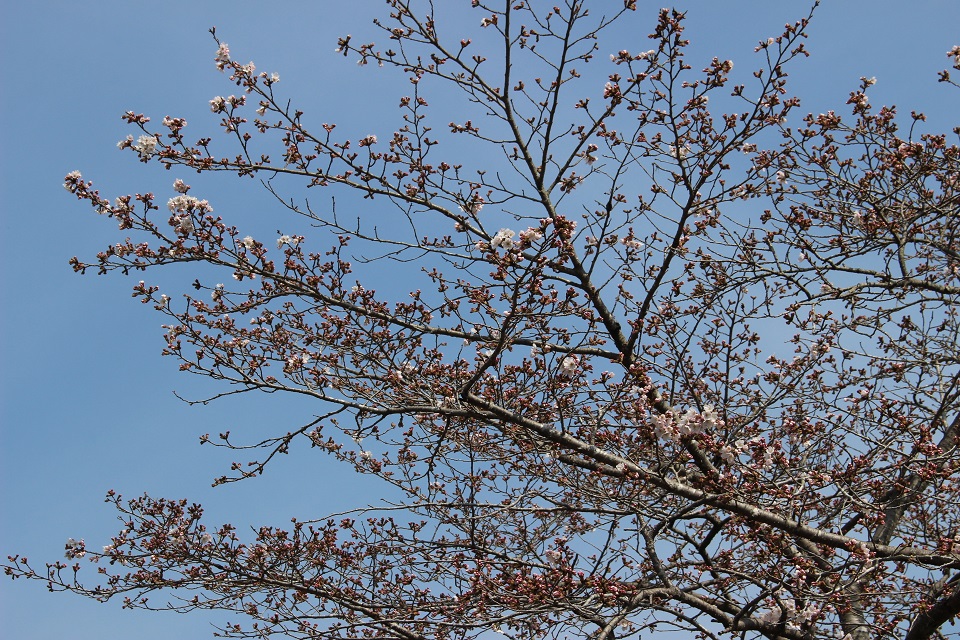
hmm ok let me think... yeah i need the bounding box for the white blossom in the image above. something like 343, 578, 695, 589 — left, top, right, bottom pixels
720, 445, 738, 465
559, 356, 578, 376
168, 195, 207, 213
63, 170, 83, 192
161, 115, 186, 129
667, 144, 690, 160
210, 96, 227, 112
176, 216, 195, 235
701, 404, 718, 430
173, 179, 190, 194
64, 537, 85, 559
544, 549, 563, 564
650, 412, 677, 442
519, 227, 543, 243
214, 42, 231, 70
133, 135, 158, 159
241, 236, 256, 250
459, 196, 484, 215
490, 228, 516, 250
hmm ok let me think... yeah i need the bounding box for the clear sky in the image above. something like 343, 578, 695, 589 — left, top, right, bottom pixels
1, 1, 958, 638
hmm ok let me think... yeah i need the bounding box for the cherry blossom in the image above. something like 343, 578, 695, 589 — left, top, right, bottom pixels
10, 4, 960, 640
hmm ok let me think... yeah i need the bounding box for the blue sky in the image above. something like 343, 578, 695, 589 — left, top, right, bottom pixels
1, 1, 957, 638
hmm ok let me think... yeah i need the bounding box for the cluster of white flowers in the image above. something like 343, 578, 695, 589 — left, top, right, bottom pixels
161, 115, 186, 130
667, 143, 690, 160
133, 135, 158, 159
776, 170, 788, 184
519, 227, 543, 243
241, 236, 256, 250
277, 234, 301, 248
559, 356, 578, 376
209, 95, 242, 113
459, 196, 484, 215
214, 42, 231, 70
394, 361, 417, 382
269, 72, 280, 83
621, 236, 643, 250
287, 352, 311, 368
64, 537, 85, 559
63, 170, 83, 192
490, 228, 516, 250
650, 405, 719, 442
544, 549, 563, 565
358, 134, 378, 147
176, 215, 195, 235
719, 444, 739, 465
724, 436, 775, 470
757, 596, 819, 630
168, 194, 209, 214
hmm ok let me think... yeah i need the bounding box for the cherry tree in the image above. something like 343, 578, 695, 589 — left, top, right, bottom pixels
8, 2, 960, 639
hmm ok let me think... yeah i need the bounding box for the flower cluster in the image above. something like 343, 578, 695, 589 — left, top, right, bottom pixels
167, 195, 209, 214
161, 115, 187, 130
667, 143, 690, 160
490, 228, 516, 251
63, 170, 83, 193
133, 135, 158, 160
210, 95, 244, 113
757, 595, 820, 630
459, 195, 484, 215
214, 42, 231, 70
64, 537, 85, 559
559, 356, 578, 376
649, 405, 719, 442
518, 227, 543, 244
